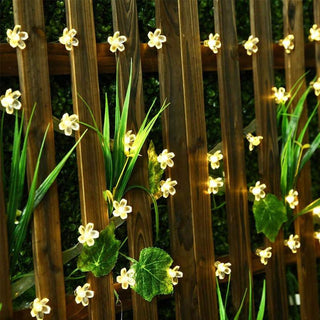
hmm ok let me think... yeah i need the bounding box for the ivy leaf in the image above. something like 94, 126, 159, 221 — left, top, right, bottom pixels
77, 223, 120, 277
253, 194, 287, 242
131, 247, 173, 302
147, 141, 163, 199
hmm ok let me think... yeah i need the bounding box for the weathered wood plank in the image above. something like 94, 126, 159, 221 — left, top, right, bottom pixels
249, 1, 289, 319
283, 1, 320, 319
0, 43, 317, 77
156, 1, 217, 319
315, 0, 320, 125
213, 0, 253, 317
0, 148, 12, 320
110, 1, 158, 319
64, 1, 115, 319
12, 1, 67, 319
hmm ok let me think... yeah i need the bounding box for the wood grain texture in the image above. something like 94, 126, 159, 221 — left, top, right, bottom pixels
156, 1, 217, 319
249, 1, 289, 319
12, 1, 67, 319
315, 0, 320, 125
0, 149, 13, 319
65, 1, 115, 319
110, 1, 158, 319
283, 1, 320, 319
0, 42, 317, 77
213, 0, 252, 318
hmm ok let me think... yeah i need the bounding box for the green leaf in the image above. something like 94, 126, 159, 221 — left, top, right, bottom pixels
131, 247, 173, 302
77, 223, 121, 277
253, 194, 287, 242
216, 278, 227, 320
296, 197, 320, 216
257, 280, 266, 320
147, 141, 164, 199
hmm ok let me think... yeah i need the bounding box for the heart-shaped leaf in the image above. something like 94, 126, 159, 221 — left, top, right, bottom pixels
131, 247, 173, 302
253, 193, 287, 242
77, 223, 120, 277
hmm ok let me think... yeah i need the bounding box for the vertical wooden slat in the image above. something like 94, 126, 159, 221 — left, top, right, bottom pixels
110, 1, 158, 319
249, 1, 289, 319
156, 1, 217, 319
315, 0, 320, 125
283, 1, 320, 319
213, 0, 252, 317
65, 1, 115, 319
12, 1, 67, 319
0, 152, 12, 320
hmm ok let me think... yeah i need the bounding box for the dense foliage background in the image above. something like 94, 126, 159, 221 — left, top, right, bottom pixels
0, 0, 318, 319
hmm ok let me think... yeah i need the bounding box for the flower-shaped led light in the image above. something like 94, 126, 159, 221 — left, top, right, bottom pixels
74, 283, 94, 306
284, 234, 300, 253
59, 28, 79, 51
204, 33, 221, 54
160, 178, 177, 198
108, 31, 127, 53
314, 231, 320, 243
157, 149, 175, 170
113, 199, 132, 220
310, 77, 320, 96
279, 34, 294, 54
214, 261, 231, 280
208, 150, 223, 169
249, 181, 266, 201
78, 223, 99, 247
116, 268, 135, 289
313, 206, 320, 217
246, 133, 263, 151
7, 25, 28, 49
256, 247, 272, 265
59, 113, 79, 136
30, 298, 51, 320
272, 87, 290, 104
124, 130, 136, 156
208, 176, 223, 195
285, 189, 299, 209
309, 24, 320, 42
168, 265, 183, 285
147, 28, 166, 49
244, 35, 259, 56
0, 88, 21, 114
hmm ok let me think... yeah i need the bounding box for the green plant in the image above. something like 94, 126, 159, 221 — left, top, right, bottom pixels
252, 78, 320, 242
216, 275, 266, 320
72, 63, 181, 302
0, 104, 86, 273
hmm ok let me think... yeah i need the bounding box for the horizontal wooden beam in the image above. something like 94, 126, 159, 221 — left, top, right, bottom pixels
0, 43, 316, 77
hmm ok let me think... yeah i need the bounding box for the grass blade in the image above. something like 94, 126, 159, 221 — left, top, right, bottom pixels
233, 288, 247, 320
10, 124, 50, 268
216, 278, 227, 320
32, 130, 87, 209
256, 280, 266, 320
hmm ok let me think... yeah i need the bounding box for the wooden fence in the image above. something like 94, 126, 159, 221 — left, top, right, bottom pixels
0, 0, 319, 319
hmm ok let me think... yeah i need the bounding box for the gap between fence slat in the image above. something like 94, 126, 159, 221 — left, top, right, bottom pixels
65, 1, 115, 319
0, 147, 13, 320
12, 1, 67, 319
283, 1, 320, 318
249, 1, 289, 319
213, 0, 253, 318
155, 1, 218, 319
110, 0, 158, 319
